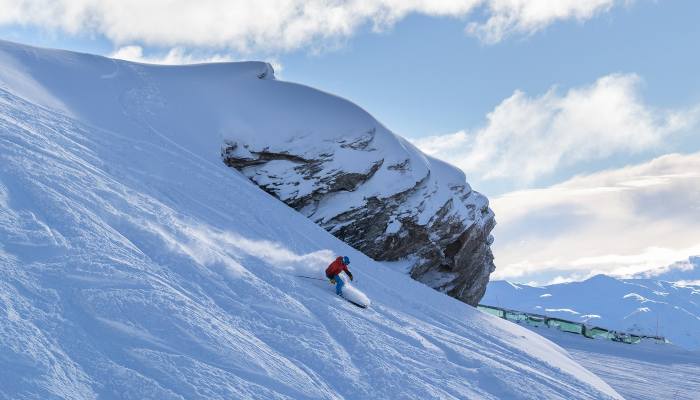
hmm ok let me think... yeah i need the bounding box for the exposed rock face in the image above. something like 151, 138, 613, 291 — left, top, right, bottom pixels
222, 128, 496, 306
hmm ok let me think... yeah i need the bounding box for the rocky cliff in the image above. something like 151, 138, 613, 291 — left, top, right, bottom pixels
222, 124, 496, 305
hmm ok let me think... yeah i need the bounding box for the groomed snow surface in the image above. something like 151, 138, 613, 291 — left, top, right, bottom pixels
484, 276, 700, 399
1, 40, 620, 399
516, 324, 700, 400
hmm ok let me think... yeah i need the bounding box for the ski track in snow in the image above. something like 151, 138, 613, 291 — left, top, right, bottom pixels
0, 40, 621, 399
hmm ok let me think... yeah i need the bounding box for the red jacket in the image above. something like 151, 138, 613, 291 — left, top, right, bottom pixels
325, 256, 351, 278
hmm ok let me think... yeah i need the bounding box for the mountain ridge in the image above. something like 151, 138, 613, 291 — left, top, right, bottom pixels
0, 39, 619, 399
0, 37, 496, 306
484, 270, 700, 350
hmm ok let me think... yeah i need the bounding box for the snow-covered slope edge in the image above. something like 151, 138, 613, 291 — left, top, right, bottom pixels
0, 40, 618, 399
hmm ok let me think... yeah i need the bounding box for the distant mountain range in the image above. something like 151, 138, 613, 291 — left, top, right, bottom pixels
484, 258, 700, 350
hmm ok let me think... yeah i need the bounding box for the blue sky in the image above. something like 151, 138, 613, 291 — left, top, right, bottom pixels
3, 1, 699, 142
1, 0, 699, 283
288, 2, 700, 137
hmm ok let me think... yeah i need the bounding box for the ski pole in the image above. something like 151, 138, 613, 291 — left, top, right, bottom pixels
294, 275, 325, 281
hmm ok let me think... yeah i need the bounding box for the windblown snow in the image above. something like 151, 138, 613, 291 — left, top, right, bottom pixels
0, 40, 620, 399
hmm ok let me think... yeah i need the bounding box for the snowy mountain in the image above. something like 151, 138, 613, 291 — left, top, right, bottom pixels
0, 40, 620, 399
219, 77, 495, 307
4, 39, 497, 308
484, 274, 700, 350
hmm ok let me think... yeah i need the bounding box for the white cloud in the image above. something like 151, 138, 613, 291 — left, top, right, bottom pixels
109, 46, 285, 74
110, 45, 234, 65
466, 0, 619, 44
413, 74, 700, 183
0, 0, 627, 51
490, 152, 700, 282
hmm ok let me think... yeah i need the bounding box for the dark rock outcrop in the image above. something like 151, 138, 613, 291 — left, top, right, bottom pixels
221, 130, 495, 306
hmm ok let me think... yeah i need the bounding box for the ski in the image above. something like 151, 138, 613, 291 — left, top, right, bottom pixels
340, 294, 368, 309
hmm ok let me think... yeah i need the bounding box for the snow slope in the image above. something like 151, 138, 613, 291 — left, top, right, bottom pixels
511, 322, 700, 400
0, 40, 619, 399
3, 37, 498, 307
484, 275, 700, 350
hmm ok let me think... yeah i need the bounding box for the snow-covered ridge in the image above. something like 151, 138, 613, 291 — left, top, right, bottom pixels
0, 37, 497, 306
0, 40, 619, 399
217, 70, 495, 307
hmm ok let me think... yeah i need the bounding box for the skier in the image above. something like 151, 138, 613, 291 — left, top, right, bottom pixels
325, 256, 354, 296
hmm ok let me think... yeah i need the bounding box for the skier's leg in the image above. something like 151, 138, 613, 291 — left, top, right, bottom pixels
335, 275, 344, 295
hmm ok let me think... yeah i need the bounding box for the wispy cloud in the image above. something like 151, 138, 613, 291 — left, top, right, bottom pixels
490, 152, 700, 282
110, 46, 234, 65
466, 0, 620, 44
0, 0, 628, 52
413, 73, 700, 184
109, 46, 286, 75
